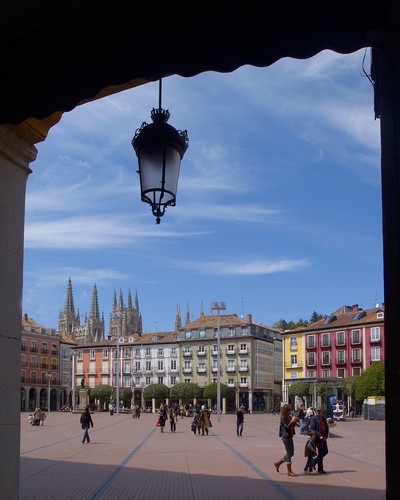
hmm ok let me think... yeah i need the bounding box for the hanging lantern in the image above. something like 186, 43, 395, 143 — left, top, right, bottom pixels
132, 79, 189, 224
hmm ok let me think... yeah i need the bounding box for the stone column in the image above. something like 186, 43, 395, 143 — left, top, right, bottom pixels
0, 125, 36, 499
248, 391, 253, 414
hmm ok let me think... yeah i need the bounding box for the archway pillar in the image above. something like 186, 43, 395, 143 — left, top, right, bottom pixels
0, 125, 36, 499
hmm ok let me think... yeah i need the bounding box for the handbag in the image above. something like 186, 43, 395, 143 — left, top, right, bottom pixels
156, 418, 161, 427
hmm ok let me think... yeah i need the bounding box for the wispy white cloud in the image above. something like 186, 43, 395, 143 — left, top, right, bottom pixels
178, 258, 310, 275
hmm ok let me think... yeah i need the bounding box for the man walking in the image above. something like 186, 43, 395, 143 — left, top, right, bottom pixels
309, 405, 329, 474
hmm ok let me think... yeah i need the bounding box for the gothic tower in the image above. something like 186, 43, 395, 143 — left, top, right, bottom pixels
109, 288, 142, 338
58, 277, 80, 338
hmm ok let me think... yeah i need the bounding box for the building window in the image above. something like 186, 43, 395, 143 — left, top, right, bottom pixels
145, 361, 151, 371
171, 347, 177, 357
308, 370, 315, 378
227, 360, 235, 371
240, 343, 247, 353
134, 361, 141, 372
337, 350, 345, 364
290, 337, 298, 350
171, 376, 176, 385
307, 352, 315, 366
184, 378, 191, 383
352, 367, 361, 376
351, 330, 361, 344
198, 362, 206, 372
134, 376, 140, 386
212, 345, 218, 354
336, 331, 345, 346
229, 327, 234, 337
145, 347, 151, 356
158, 348, 164, 356
41, 343, 48, 354
123, 361, 130, 373
102, 349, 108, 359
158, 360, 164, 371
240, 360, 248, 370
352, 349, 361, 363
171, 359, 177, 370
370, 327, 381, 342
322, 369, 330, 378
290, 371, 298, 379
157, 376, 163, 384
123, 376, 130, 387
371, 346, 380, 361
377, 311, 384, 319
290, 354, 298, 367
322, 351, 330, 365
227, 344, 235, 353
21, 339, 26, 351
31, 341, 37, 353
337, 368, 345, 378
199, 329, 205, 338
90, 350, 96, 360
241, 327, 247, 335
145, 376, 151, 385
321, 333, 330, 348
123, 348, 130, 358
307, 335, 315, 348
135, 348, 141, 358
240, 377, 247, 385
185, 330, 191, 339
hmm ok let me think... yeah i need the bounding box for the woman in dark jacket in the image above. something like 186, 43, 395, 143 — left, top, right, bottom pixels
274, 404, 299, 476
80, 407, 94, 444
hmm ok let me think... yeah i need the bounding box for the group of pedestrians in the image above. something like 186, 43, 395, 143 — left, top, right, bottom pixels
274, 403, 329, 477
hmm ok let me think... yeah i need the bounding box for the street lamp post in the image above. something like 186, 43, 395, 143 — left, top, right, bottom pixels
45, 373, 55, 411
71, 352, 76, 411
211, 302, 226, 423
114, 313, 123, 415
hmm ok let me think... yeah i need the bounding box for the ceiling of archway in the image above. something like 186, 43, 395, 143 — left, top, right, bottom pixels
0, 1, 393, 142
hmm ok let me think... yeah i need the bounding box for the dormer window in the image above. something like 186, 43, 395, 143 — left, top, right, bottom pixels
377, 311, 384, 319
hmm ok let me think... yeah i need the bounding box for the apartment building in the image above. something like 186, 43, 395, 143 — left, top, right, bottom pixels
177, 313, 282, 412
282, 304, 385, 403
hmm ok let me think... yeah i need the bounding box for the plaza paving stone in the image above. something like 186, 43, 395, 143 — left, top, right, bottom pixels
20, 411, 385, 499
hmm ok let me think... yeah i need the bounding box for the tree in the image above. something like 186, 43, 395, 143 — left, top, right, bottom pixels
273, 319, 288, 331
355, 362, 385, 401
288, 382, 311, 398
143, 383, 169, 404
310, 311, 323, 324
343, 375, 359, 406
120, 387, 133, 407
169, 382, 202, 403
203, 383, 233, 402
90, 384, 113, 410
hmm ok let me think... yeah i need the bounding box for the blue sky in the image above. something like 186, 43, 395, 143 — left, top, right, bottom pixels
23, 49, 383, 333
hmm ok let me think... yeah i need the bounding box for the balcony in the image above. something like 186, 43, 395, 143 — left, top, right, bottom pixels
336, 358, 346, 365
239, 382, 248, 388
239, 348, 248, 355
351, 358, 361, 364
183, 350, 192, 357
212, 350, 220, 357
321, 342, 331, 349
197, 350, 206, 357
226, 348, 236, 355
21, 345, 26, 352
41, 348, 48, 354
284, 361, 303, 368
211, 367, 220, 373
226, 366, 236, 373
239, 366, 248, 372
182, 367, 192, 373
197, 367, 206, 373
227, 381, 236, 388
51, 350, 58, 356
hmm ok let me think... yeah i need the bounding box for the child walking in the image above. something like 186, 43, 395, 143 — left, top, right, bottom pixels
304, 431, 318, 473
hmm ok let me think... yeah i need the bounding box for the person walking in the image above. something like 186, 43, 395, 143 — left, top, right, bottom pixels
274, 403, 299, 477
236, 405, 245, 436
158, 403, 167, 433
200, 405, 212, 436
304, 431, 318, 473
80, 407, 94, 444
309, 405, 329, 474
191, 409, 201, 435
169, 407, 177, 432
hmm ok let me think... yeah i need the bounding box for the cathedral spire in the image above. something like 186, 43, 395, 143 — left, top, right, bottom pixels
200, 300, 204, 316
185, 302, 190, 325
175, 304, 182, 331
119, 289, 124, 309
90, 283, 100, 319
128, 289, 133, 309
135, 290, 139, 311
113, 289, 117, 310
64, 277, 75, 313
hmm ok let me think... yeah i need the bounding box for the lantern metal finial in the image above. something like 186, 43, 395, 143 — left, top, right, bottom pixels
132, 79, 188, 224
